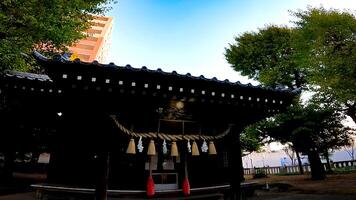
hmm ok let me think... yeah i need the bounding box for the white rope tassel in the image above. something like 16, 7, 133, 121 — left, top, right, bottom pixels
187, 139, 191, 153
201, 140, 208, 153
137, 136, 144, 153
162, 139, 168, 155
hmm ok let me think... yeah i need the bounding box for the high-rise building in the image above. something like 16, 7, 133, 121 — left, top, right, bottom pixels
68, 15, 113, 63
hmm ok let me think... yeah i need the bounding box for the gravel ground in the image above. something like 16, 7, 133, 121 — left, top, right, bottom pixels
0, 192, 34, 200
245, 173, 356, 196
248, 192, 356, 200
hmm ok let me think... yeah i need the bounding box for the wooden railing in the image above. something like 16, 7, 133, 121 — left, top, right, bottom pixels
244, 159, 356, 175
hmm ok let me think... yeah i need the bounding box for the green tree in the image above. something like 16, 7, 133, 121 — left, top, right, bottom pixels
293, 7, 356, 122
225, 7, 356, 122
245, 104, 351, 180
225, 7, 356, 180
238, 130, 263, 181
0, 0, 114, 72
241, 125, 264, 155
224, 24, 308, 176
225, 25, 305, 89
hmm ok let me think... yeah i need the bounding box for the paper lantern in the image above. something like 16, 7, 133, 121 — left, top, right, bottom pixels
182, 177, 190, 196
208, 141, 217, 155
191, 141, 200, 156
146, 175, 155, 197
126, 139, 136, 154
171, 141, 179, 157
147, 139, 156, 156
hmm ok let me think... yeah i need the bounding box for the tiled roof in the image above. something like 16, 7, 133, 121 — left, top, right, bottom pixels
33, 51, 298, 94
4, 70, 51, 82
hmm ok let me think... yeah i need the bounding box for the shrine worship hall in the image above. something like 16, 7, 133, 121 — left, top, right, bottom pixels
0, 52, 296, 200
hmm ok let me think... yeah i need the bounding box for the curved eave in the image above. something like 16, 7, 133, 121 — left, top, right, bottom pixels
33, 51, 298, 97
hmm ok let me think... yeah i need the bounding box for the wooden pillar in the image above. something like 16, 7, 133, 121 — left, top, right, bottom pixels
95, 152, 110, 200
2, 152, 15, 182
228, 125, 242, 200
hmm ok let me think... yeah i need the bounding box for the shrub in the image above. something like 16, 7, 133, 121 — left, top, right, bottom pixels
253, 168, 267, 179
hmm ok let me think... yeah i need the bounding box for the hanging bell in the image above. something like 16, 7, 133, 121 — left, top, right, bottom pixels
191, 141, 200, 156
171, 141, 179, 157
126, 138, 136, 154
147, 139, 156, 156
208, 141, 217, 155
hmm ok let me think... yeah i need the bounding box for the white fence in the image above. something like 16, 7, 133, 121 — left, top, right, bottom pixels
244, 160, 356, 175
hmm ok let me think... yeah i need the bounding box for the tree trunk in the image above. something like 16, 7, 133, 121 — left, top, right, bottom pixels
348, 112, 356, 125
307, 150, 325, 180
294, 71, 302, 89
346, 105, 356, 124
324, 151, 332, 173
295, 149, 304, 175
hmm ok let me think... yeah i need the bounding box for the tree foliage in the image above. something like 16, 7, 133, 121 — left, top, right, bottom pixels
240, 124, 265, 155
0, 0, 114, 72
225, 26, 305, 89
226, 6, 355, 180
245, 104, 351, 153
225, 7, 356, 122
243, 103, 352, 179
293, 8, 356, 122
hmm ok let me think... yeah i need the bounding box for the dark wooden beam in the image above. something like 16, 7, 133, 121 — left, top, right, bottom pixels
95, 152, 110, 200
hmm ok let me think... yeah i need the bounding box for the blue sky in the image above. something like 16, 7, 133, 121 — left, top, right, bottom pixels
106, 0, 355, 84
